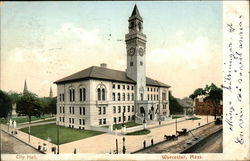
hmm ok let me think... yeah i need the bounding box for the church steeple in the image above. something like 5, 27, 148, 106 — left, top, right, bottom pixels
49, 86, 53, 98
131, 4, 141, 18
23, 80, 28, 94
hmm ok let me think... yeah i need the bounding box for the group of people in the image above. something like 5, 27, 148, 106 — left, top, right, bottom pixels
37, 142, 57, 154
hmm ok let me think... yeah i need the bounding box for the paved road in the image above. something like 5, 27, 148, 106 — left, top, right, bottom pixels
193, 130, 222, 153
0, 131, 41, 154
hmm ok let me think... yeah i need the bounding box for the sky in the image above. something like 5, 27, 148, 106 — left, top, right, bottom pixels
0, 1, 223, 98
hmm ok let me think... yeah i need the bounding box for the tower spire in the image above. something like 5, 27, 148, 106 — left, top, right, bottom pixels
49, 86, 53, 98
23, 80, 28, 94
131, 4, 141, 17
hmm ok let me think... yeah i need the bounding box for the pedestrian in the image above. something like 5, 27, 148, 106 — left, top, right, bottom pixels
74, 148, 77, 154
143, 140, 146, 148
151, 138, 154, 146
38, 142, 41, 151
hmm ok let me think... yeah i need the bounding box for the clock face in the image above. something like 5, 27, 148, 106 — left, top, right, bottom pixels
129, 47, 135, 56
139, 48, 144, 56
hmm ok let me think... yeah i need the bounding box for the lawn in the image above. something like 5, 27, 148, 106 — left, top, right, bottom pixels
19, 123, 104, 145
126, 129, 150, 135
187, 117, 201, 120
0, 115, 54, 124
172, 115, 184, 119
110, 122, 142, 130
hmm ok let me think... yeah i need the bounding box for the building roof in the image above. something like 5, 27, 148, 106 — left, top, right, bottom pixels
54, 66, 170, 88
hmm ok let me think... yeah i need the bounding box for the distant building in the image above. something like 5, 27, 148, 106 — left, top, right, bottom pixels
194, 97, 223, 116
177, 97, 194, 115
54, 5, 171, 129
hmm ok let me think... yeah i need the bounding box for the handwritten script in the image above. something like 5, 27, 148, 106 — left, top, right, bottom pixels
223, 15, 244, 144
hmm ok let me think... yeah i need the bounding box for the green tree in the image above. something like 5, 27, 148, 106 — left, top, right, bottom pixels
16, 92, 43, 123
169, 91, 184, 114
189, 83, 222, 119
0, 90, 12, 118
48, 97, 57, 116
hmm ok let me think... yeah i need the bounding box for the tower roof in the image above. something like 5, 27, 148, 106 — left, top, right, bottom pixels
129, 4, 143, 21
49, 86, 53, 98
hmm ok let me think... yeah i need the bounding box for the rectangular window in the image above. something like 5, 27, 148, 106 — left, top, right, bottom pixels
132, 106, 134, 112
147, 88, 149, 91
132, 93, 134, 100
60, 106, 62, 113
69, 118, 71, 123
79, 107, 82, 115
103, 118, 106, 124
113, 84, 115, 89
130, 61, 133, 66
140, 93, 143, 101
82, 119, 85, 125
132, 115, 135, 120
59, 117, 61, 122
103, 107, 106, 114
113, 117, 117, 123
157, 95, 159, 100
154, 95, 156, 100
113, 106, 116, 113
162, 92, 166, 101
112, 93, 116, 101
118, 106, 121, 113
132, 86, 134, 90
80, 88, 82, 101
62, 94, 64, 101
79, 119, 82, 125
72, 89, 75, 101
118, 85, 120, 89
63, 117, 65, 122
72, 118, 74, 124
123, 93, 125, 101
127, 85, 130, 90
127, 93, 130, 101
63, 106, 65, 113
123, 85, 125, 90
128, 116, 130, 121
69, 107, 71, 114
128, 106, 130, 112
118, 117, 121, 122
72, 107, 74, 114
83, 107, 85, 115
151, 94, 153, 101
99, 119, 102, 125
59, 94, 61, 102
148, 94, 149, 100
98, 107, 102, 115
123, 106, 126, 113
124, 116, 126, 121
118, 93, 121, 101
69, 90, 72, 102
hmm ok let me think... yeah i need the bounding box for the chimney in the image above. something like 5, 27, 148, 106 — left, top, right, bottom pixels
100, 63, 107, 68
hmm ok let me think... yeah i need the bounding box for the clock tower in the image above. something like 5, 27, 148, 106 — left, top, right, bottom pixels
125, 5, 147, 101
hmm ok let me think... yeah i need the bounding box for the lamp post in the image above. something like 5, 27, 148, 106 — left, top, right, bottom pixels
122, 137, 126, 154
57, 121, 60, 154
115, 128, 118, 154
28, 124, 31, 143
175, 118, 177, 136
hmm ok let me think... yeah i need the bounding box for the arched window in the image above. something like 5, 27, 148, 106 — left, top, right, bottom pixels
97, 83, 106, 101
69, 88, 75, 102
79, 87, 86, 101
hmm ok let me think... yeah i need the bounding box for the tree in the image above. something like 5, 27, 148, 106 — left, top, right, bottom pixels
16, 92, 43, 123
0, 90, 12, 118
169, 91, 184, 114
48, 97, 57, 116
189, 83, 222, 119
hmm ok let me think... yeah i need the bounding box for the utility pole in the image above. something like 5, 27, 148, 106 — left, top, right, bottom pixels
175, 118, 177, 135
28, 124, 30, 143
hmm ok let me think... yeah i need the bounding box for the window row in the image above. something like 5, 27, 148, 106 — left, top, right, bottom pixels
99, 118, 106, 125
147, 87, 159, 92
59, 116, 65, 122
112, 92, 134, 101
147, 94, 159, 101
163, 104, 167, 109
113, 115, 135, 123
113, 105, 134, 114
59, 93, 65, 102
98, 106, 106, 115
112, 84, 134, 90
59, 106, 85, 115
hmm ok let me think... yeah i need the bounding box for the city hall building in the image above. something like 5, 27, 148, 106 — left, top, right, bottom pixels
54, 5, 171, 129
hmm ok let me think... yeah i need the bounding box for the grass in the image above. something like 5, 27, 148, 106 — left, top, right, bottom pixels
29, 118, 56, 124
0, 115, 54, 124
106, 122, 142, 130
187, 117, 201, 120
19, 123, 104, 145
172, 116, 183, 119
126, 129, 151, 135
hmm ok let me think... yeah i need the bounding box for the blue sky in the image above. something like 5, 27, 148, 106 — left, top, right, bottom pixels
1, 1, 222, 98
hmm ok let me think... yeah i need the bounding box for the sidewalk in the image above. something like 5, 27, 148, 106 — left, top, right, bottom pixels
1, 115, 214, 154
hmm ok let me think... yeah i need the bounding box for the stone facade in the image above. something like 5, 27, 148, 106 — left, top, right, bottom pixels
55, 5, 170, 129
